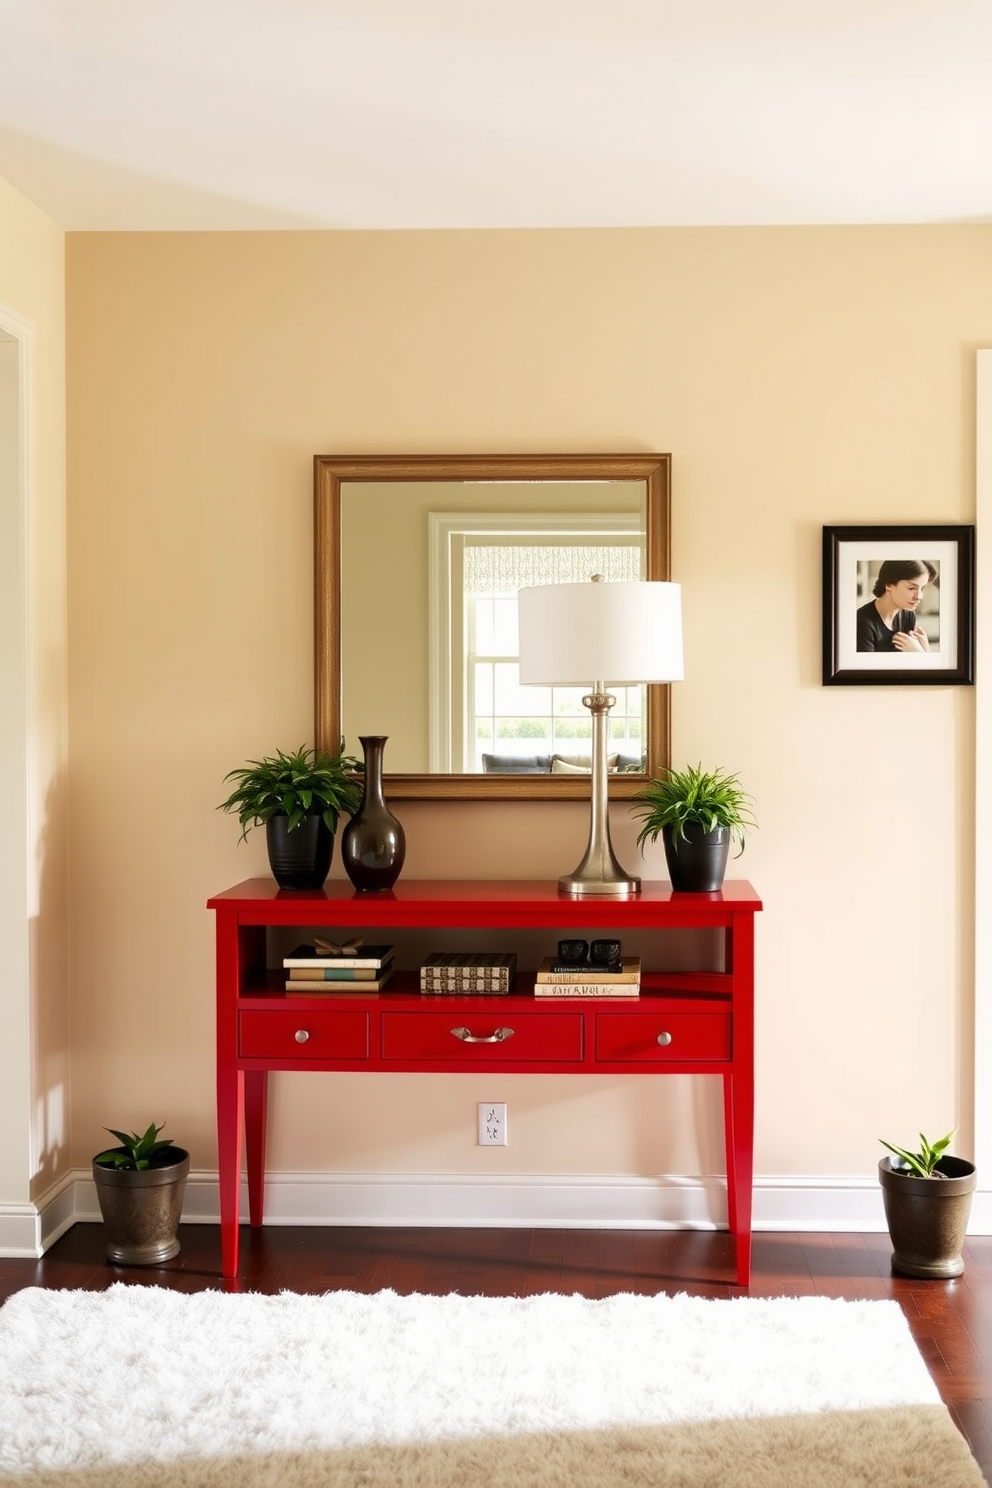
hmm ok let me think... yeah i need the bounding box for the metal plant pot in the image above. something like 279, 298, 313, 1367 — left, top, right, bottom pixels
92, 1147, 190, 1265
878, 1154, 977, 1278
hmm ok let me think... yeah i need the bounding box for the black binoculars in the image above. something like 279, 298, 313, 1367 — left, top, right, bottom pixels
555, 938, 622, 970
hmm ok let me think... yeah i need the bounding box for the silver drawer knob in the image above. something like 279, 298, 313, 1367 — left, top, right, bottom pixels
656, 1031, 673, 1046
294, 1029, 310, 1044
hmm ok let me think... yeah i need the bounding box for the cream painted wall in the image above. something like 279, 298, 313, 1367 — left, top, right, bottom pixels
65, 227, 990, 1192
0, 179, 68, 1213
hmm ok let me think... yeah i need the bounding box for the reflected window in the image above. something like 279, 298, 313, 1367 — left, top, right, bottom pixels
429, 513, 644, 772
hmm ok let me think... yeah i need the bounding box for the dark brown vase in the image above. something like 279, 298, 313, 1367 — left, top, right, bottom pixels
265, 813, 334, 890
342, 736, 406, 892
92, 1147, 190, 1265
878, 1155, 977, 1278
662, 823, 731, 892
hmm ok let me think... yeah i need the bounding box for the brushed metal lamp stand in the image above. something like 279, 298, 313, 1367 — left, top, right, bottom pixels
517, 576, 684, 897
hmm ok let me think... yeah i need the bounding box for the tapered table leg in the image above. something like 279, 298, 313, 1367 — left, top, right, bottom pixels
726, 1067, 754, 1287
217, 1063, 244, 1279
245, 1069, 268, 1227
724, 1069, 738, 1235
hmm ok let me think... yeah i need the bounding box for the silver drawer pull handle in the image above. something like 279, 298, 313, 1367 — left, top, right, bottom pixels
294, 1029, 310, 1044
451, 1026, 515, 1044
656, 1031, 673, 1046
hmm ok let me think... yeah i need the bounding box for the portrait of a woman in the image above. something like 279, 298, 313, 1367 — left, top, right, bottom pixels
856, 558, 938, 653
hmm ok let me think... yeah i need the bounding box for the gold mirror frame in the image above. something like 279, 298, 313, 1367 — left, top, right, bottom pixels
314, 453, 672, 800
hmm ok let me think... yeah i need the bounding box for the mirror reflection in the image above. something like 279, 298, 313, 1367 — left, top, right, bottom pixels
314, 455, 671, 800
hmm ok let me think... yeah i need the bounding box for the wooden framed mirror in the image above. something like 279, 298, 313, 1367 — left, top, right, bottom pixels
314, 453, 671, 800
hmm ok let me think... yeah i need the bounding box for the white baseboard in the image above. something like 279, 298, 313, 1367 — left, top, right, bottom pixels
23, 1168, 987, 1252
0, 1204, 47, 1258
0, 1174, 77, 1258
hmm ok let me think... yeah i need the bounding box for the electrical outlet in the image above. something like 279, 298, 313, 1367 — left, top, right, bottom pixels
478, 1102, 508, 1147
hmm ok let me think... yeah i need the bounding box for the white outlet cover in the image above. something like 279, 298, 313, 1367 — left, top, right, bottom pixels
478, 1102, 507, 1146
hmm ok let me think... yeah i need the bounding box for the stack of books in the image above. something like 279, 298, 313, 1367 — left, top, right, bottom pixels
419, 952, 516, 995
283, 942, 395, 994
533, 955, 641, 998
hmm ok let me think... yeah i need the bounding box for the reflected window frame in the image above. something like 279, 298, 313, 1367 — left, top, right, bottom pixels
430, 509, 646, 773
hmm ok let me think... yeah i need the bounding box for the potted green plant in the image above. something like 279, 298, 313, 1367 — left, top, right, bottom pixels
92, 1122, 191, 1266
631, 763, 757, 891
218, 743, 362, 889
878, 1129, 977, 1278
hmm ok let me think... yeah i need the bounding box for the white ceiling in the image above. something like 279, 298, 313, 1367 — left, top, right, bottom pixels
1, 1, 991, 233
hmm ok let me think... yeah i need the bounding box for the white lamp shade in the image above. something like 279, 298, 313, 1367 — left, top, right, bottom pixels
517, 580, 684, 686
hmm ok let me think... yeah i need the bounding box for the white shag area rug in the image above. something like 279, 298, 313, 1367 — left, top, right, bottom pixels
0, 1284, 983, 1488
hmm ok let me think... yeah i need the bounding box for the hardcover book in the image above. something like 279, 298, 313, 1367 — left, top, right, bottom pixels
550, 959, 622, 974
291, 989, 382, 999
532, 981, 640, 998
535, 955, 640, 985
286, 969, 394, 993
419, 951, 516, 993
287, 966, 383, 981
283, 943, 394, 970
420, 984, 512, 996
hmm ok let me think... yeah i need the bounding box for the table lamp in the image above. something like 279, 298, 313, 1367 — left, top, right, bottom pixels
517, 575, 684, 896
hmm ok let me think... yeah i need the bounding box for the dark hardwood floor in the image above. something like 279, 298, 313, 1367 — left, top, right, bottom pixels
2, 1223, 990, 1483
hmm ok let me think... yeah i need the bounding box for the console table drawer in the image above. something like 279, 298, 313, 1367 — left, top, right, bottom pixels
596, 1010, 731, 1063
381, 1011, 583, 1063
239, 1009, 370, 1060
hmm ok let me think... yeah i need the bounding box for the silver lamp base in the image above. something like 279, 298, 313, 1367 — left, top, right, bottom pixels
557, 685, 641, 897
558, 870, 641, 898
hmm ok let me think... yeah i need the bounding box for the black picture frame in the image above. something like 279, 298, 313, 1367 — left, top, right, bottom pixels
822, 525, 975, 686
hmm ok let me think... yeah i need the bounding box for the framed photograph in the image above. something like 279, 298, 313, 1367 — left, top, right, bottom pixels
822, 525, 975, 686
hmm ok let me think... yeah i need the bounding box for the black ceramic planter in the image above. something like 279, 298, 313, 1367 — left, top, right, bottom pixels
265, 813, 334, 890
878, 1155, 977, 1278
662, 823, 731, 892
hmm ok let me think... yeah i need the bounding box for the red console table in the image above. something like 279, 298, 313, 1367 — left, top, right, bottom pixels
207, 878, 762, 1283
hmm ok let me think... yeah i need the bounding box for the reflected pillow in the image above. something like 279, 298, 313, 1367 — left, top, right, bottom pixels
551, 754, 620, 773
614, 754, 644, 773
482, 753, 553, 773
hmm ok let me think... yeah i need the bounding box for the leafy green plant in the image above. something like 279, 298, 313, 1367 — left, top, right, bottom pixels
218, 744, 362, 842
631, 763, 757, 856
94, 1121, 176, 1171
879, 1129, 957, 1179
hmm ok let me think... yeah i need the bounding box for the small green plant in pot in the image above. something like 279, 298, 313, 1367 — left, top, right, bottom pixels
631, 763, 757, 892
94, 1121, 177, 1171
218, 743, 362, 889
92, 1122, 190, 1266
878, 1129, 977, 1278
